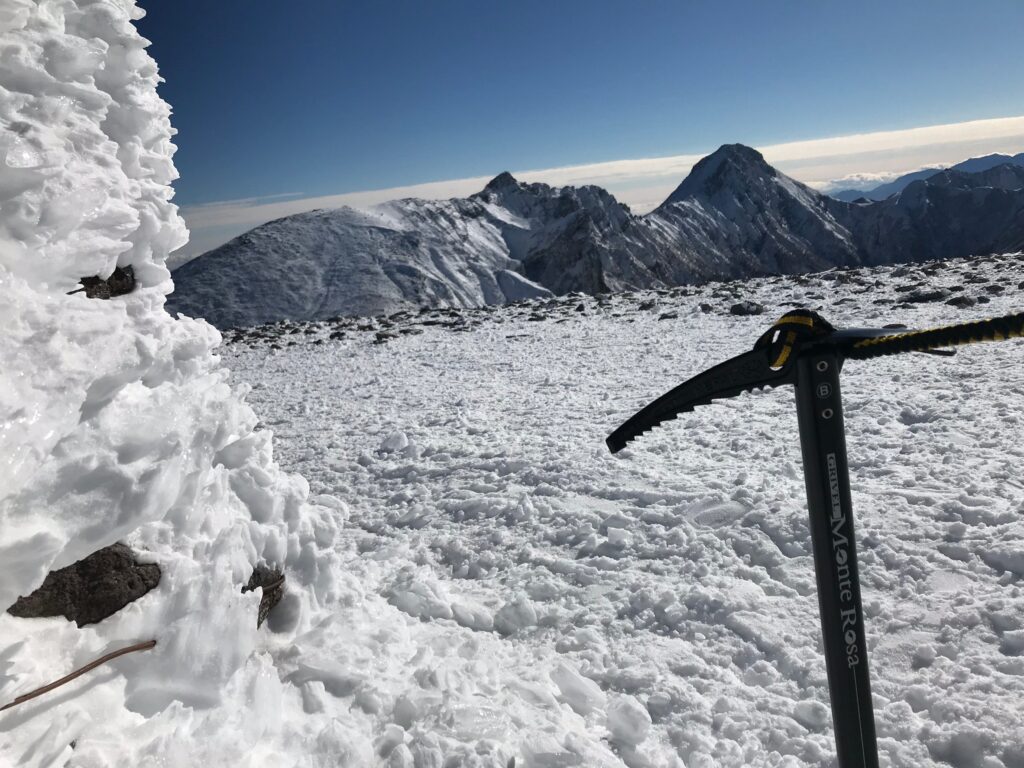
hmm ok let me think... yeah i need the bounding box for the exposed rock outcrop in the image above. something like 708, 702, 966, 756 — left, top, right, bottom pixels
7, 543, 160, 627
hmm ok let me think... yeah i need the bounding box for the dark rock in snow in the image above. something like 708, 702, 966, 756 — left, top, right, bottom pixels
905, 288, 952, 303
243, 565, 285, 629
729, 300, 765, 316
946, 295, 977, 308
70, 265, 136, 300
7, 543, 160, 626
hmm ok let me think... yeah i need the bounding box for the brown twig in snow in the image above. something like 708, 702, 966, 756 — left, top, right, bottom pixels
0, 639, 157, 713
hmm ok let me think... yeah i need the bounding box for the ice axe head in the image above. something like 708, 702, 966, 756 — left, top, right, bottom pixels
605, 308, 961, 454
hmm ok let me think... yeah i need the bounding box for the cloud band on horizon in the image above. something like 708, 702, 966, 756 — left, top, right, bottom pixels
173, 115, 1024, 267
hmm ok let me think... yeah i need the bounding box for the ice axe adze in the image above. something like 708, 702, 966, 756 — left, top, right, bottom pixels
607, 309, 1023, 768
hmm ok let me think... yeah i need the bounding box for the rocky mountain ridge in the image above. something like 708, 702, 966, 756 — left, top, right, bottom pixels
222, 251, 1022, 350
830, 151, 1024, 202
167, 144, 1024, 329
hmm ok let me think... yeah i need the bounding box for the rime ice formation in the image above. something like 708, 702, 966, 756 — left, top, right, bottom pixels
0, 0, 339, 762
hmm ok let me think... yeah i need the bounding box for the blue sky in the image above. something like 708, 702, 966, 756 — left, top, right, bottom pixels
136, 1, 1024, 258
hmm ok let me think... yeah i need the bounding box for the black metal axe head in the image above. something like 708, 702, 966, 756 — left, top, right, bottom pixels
605, 307, 981, 454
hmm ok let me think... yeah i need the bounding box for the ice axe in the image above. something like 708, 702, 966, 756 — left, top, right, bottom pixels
607, 308, 1023, 768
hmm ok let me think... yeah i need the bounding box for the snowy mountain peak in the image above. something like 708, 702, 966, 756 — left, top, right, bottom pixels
472, 173, 562, 213
472, 173, 627, 226
703, 142, 773, 171
484, 171, 519, 191
646, 142, 858, 275
662, 143, 776, 205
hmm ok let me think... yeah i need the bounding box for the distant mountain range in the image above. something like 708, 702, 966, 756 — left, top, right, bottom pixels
167, 144, 1024, 328
829, 152, 1024, 202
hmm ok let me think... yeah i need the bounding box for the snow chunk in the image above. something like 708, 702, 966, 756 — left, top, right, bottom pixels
520, 734, 585, 767
793, 700, 830, 731
606, 694, 652, 745
451, 599, 494, 632
550, 661, 607, 716
387, 569, 453, 621
494, 596, 538, 635
981, 546, 1024, 576
379, 430, 410, 453
999, 630, 1024, 656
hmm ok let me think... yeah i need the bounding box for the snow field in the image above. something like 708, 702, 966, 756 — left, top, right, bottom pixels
227, 254, 1024, 767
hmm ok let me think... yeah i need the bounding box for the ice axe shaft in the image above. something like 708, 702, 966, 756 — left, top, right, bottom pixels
794, 352, 877, 768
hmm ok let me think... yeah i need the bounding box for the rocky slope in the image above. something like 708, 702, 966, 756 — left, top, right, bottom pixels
168, 145, 1024, 328
848, 164, 1024, 265
648, 144, 859, 276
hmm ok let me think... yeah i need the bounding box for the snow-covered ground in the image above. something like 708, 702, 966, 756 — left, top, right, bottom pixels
221, 253, 1024, 767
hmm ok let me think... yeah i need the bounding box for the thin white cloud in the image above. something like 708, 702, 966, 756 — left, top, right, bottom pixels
174, 115, 1024, 266
187, 191, 306, 210
807, 172, 900, 193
